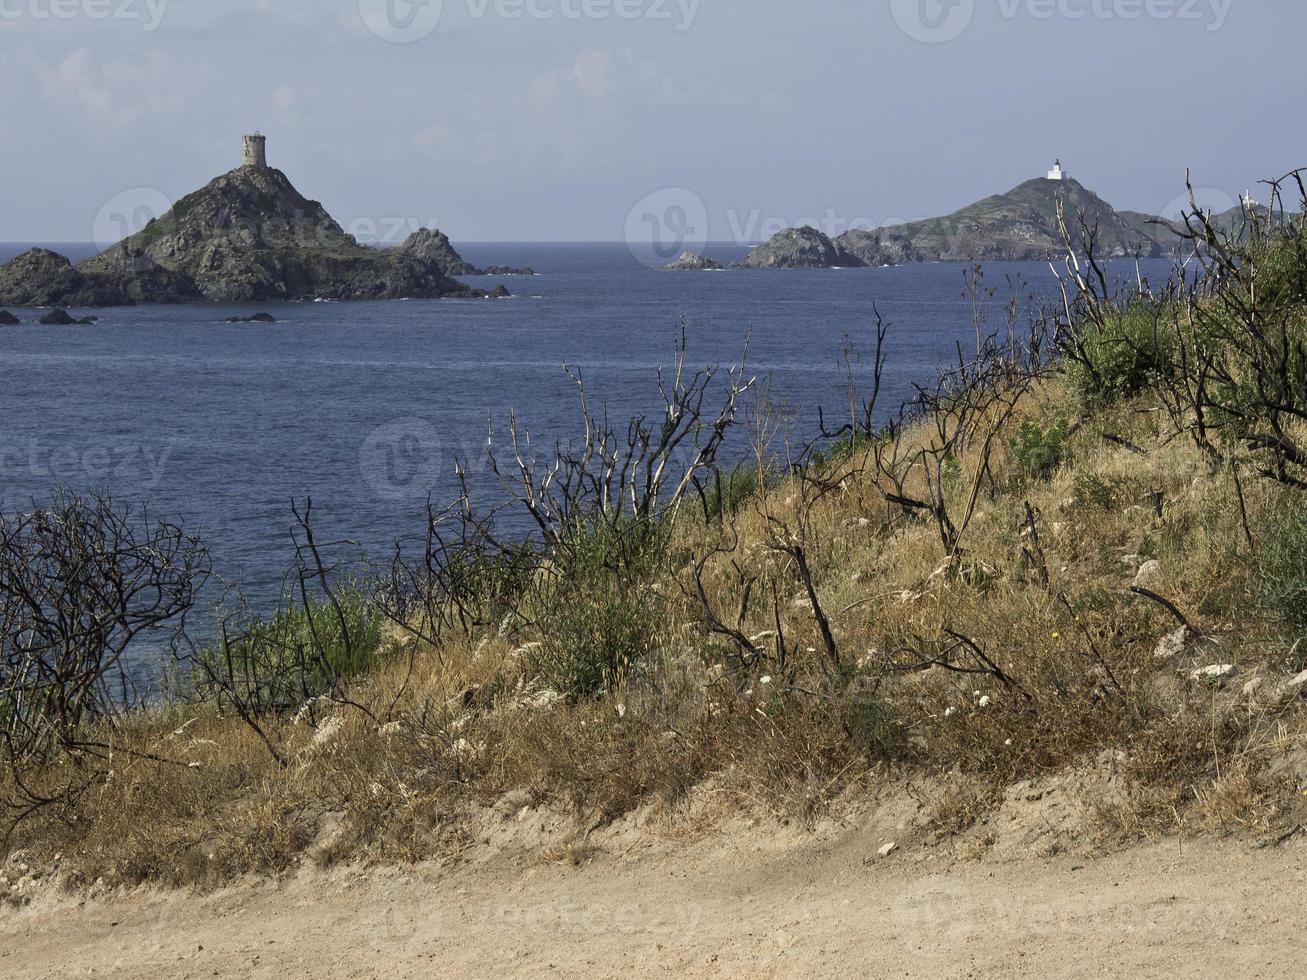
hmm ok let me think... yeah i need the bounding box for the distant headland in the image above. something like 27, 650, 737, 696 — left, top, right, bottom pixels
666, 160, 1251, 271
0, 134, 530, 309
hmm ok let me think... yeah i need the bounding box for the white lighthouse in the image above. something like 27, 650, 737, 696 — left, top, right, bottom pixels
1047, 159, 1067, 181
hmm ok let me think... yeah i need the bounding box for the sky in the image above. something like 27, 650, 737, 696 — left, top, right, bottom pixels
1, 0, 1303, 245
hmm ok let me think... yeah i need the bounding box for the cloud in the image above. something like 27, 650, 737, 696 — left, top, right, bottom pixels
570, 48, 658, 101
402, 46, 765, 180
38, 49, 203, 128
530, 48, 669, 104
272, 85, 299, 111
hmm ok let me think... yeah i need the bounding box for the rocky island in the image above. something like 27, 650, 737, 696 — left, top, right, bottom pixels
0, 135, 515, 307
741, 163, 1174, 269
662, 250, 723, 271
39, 309, 98, 325
737, 226, 861, 269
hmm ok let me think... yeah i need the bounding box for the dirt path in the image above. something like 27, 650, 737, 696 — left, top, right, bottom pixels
3, 830, 1302, 978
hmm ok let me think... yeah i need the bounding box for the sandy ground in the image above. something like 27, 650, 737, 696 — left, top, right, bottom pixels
2, 817, 1303, 979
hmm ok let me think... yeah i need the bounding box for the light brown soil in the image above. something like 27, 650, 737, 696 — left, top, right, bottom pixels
3, 813, 1303, 979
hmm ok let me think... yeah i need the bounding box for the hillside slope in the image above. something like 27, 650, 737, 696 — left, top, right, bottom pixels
837, 177, 1167, 264
738, 176, 1171, 269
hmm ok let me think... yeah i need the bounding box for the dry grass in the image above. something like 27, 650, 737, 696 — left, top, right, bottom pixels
5, 375, 1307, 890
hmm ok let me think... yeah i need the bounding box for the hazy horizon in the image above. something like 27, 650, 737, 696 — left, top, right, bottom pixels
2, 0, 1303, 247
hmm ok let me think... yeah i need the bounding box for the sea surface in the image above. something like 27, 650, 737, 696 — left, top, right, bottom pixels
0, 242, 1176, 613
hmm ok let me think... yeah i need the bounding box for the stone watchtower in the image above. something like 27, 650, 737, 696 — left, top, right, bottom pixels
242, 132, 267, 168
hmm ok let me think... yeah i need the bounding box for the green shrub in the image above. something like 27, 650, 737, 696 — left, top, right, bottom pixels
1070, 473, 1131, 511
1009, 419, 1071, 481
1254, 494, 1307, 641
1065, 304, 1176, 406
843, 692, 905, 761
445, 544, 537, 631
530, 521, 667, 699
941, 452, 963, 490
698, 462, 762, 522
200, 582, 387, 710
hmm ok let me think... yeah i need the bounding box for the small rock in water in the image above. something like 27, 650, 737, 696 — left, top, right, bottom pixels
661, 250, 723, 272
0, 310, 20, 325
39, 308, 97, 326
225, 312, 277, 323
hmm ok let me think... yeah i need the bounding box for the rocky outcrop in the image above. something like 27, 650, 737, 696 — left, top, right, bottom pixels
38, 308, 98, 325
396, 228, 480, 276
662, 250, 723, 271
395, 230, 535, 277
480, 265, 536, 276
0, 310, 19, 325
0, 162, 508, 307
836, 228, 924, 266
738, 227, 863, 269
225, 312, 277, 323
0, 249, 132, 307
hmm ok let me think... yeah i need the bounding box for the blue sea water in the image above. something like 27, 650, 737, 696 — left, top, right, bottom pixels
0, 242, 1175, 613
